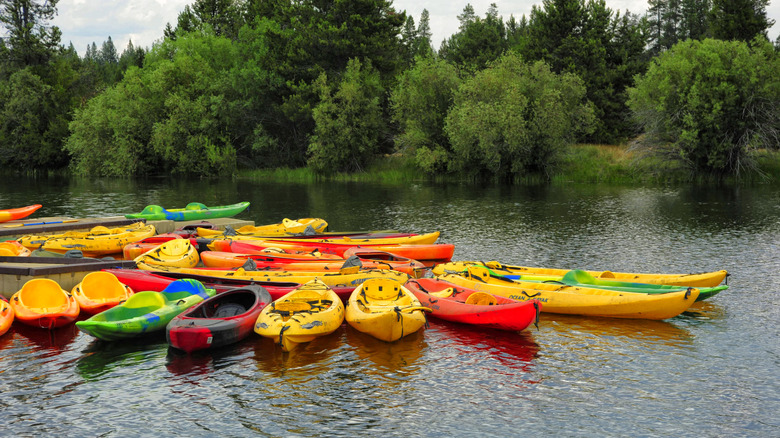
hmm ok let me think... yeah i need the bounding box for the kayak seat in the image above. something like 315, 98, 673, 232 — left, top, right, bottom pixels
362, 279, 402, 301
214, 303, 246, 318
464, 292, 498, 306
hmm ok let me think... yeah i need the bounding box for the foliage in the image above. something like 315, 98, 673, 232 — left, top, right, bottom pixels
444, 52, 594, 180
308, 58, 385, 174
0, 65, 71, 168
518, 0, 649, 144
627, 38, 780, 177
65, 33, 238, 176
440, 3, 508, 72
390, 56, 461, 173
709, 0, 774, 42
0, 0, 60, 67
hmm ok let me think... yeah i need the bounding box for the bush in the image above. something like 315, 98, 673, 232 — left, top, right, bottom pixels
444, 52, 594, 180
627, 38, 780, 178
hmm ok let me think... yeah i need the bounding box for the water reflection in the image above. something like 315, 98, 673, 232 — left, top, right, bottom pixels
345, 326, 426, 371
11, 323, 80, 353
75, 334, 167, 380
254, 327, 346, 377
165, 337, 259, 378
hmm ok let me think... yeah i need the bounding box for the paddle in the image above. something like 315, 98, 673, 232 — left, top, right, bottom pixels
4, 219, 79, 228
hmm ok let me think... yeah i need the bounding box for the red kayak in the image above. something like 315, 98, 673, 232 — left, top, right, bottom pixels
167, 284, 272, 353
404, 278, 541, 331
102, 268, 356, 302
209, 239, 454, 266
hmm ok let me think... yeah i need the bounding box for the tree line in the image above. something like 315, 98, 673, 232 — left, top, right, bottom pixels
0, 0, 777, 179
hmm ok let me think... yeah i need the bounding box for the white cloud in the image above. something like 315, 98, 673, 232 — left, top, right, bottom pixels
51, 0, 780, 56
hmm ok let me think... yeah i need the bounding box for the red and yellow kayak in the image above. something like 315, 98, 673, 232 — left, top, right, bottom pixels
199, 250, 427, 277
11, 279, 80, 328
0, 240, 31, 256
405, 277, 541, 331
0, 204, 42, 223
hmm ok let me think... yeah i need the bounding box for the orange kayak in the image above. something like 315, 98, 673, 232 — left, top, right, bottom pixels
72, 271, 135, 315
0, 298, 13, 336
11, 279, 80, 328
122, 234, 184, 259
0, 240, 31, 256
0, 204, 42, 223
199, 250, 427, 277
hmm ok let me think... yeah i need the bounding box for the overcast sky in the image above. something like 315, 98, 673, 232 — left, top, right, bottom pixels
48, 0, 780, 56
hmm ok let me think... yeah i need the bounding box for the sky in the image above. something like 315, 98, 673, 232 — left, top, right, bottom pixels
45, 0, 780, 56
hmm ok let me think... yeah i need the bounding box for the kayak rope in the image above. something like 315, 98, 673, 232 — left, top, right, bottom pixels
684, 287, 692, 300
522, 291, 542, 298
278, 325, 290, 346
532, 301, 540, 331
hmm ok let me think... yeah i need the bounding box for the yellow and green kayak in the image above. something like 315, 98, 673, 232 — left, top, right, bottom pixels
438, 267, 699, 320
432, 261, 728, 288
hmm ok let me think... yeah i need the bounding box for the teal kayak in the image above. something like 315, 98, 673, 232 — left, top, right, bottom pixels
468, 267, 727, 301
125, 202, 250, 221
76, 279, 216, 341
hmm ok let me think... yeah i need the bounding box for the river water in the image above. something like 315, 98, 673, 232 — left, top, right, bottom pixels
0, 177, 777, 436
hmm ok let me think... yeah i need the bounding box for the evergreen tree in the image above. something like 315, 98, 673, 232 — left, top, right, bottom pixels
441, 3, 508, 72
99, 36, 117, 64
681, 0, 710, 40
709, 0, 773, 42
0, 0, 61, 67
415, 9, 433, 57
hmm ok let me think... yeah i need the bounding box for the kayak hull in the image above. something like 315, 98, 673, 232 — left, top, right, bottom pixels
405, 278, 540, 331
167, 285, 272, 353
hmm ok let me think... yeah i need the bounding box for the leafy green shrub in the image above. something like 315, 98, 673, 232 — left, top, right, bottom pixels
444, 52, 594, 180
627, 38, 780, 177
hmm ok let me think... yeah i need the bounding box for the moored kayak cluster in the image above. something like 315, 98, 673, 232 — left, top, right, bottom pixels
1, 211, 729, 356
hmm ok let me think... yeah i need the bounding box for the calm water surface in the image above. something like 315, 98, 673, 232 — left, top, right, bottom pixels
0, 177, 778, 436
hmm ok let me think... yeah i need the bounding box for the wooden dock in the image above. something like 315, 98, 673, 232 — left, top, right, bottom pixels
0, 216, 254, 298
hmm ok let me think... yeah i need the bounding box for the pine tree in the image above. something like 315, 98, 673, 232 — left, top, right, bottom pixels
0, 0, 61, 67
710, 0, 774, 41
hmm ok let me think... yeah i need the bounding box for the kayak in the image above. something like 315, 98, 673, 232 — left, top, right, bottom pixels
0, 240, 31, 256
1, 297, 14, 336
11, 279, 80, 328
208, 238, 455, 266
437, 267, 700, 320
18, 222, 156, 257
196, 218, 329, 237
441, 266, 727, 302
124, 201, 250, 221
199, 251, 427, 278
0, 204, 42, 222
122, 233, 183, 259
224, 231, 442, 246
72, 271, 135, 315
134, 239, 199, 268
254, 279, 345, 352
345, 277, 430, 342
208, 239, 348, 260
75, 279, 216, 341
167, 284, 272, 353
102, 268, 358, 302
432, 261, 728, 288
405, 278, 541, 332
134, 265, 411, 289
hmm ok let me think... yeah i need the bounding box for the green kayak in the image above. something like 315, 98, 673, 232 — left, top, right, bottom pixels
462, 267, 727, 301
125, 202, 250, 221
76, 279, 216, 341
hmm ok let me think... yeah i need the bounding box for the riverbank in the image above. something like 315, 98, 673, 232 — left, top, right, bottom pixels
239, 144, 780, 185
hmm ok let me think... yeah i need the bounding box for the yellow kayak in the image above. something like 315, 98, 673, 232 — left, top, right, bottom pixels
438, 267, 699, 320
135, 264, 411, 288
134, 239, 200, 268
197, 218, 328, 237
345, 277, 430, 342
254, 279, 345, 352
18, 222, 156, 257
432, 261, 728, 288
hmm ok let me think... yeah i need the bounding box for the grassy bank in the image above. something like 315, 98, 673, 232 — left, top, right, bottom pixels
239, 145, 780, 185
